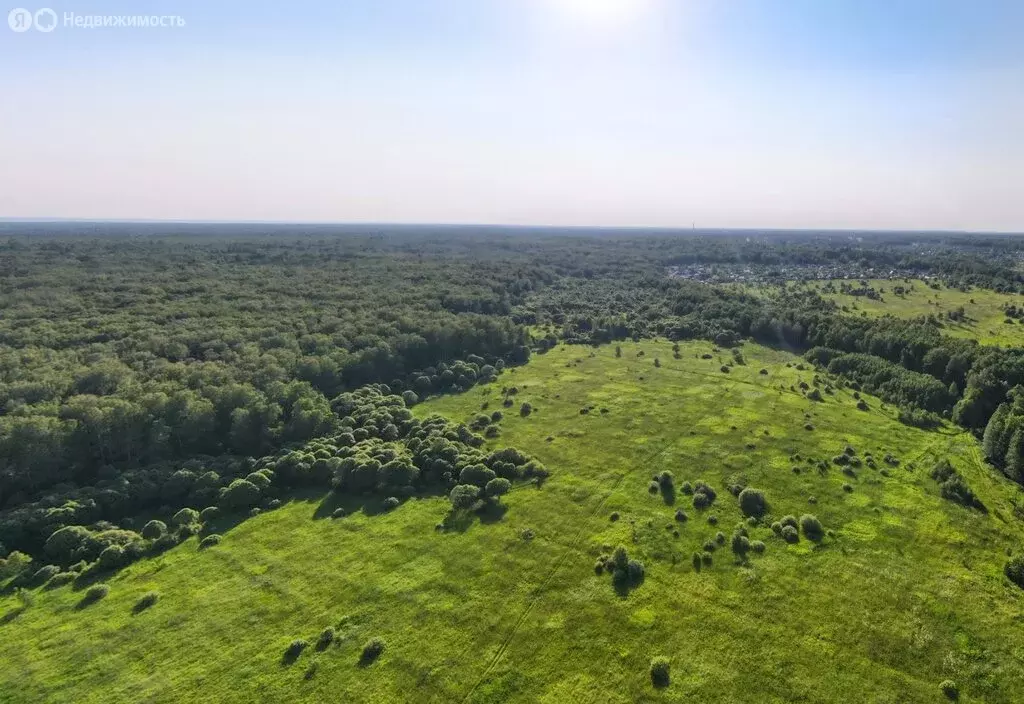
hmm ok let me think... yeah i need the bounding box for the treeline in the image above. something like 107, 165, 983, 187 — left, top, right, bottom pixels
1, 384, 547, 575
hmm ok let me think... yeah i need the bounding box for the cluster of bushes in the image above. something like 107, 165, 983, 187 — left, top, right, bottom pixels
929, 460, 984, 511
1, 386, 549, 586
690, 481, 717, 510
769, 514, 824, 543
595, 545, 645, 592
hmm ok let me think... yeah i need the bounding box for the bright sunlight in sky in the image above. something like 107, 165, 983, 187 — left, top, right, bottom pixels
0, 0, 1022, 230
550, 0, 653, 28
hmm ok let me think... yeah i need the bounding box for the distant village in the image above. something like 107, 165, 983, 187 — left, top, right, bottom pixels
666, 263, 930, 285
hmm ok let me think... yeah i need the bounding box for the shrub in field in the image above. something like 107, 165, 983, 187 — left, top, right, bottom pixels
142, 520, 167, 540
692, 482, 717, 509
779, 515, 798, 529
199, 507, 220, 523
382, 497, 400, 511
650, 656, 671, 688
134, 591, 159, 613
80, 584, 109, 606
939, 680, 959, 700
800, 514, 825, 541
1006, 555, 1024, 590
317, 627, 335, 651
738, 488, 767, 517
692, 552, 702, 571
781, 525, 799, 543
98, 545, 125, 570
730, 532, 751, 558
751, 540, 766, 554
680, 481, 693, 495
360, 638, 385, 665
284, 639, 308, 663
715, 531, 726, 545
674, 509, 688, 522
199, 534, 222, 549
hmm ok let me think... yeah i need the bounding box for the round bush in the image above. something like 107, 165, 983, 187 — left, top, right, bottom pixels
199, 506, 221, 524
610, 512, 620, 522
715, 531, 726, 545
198, 534, 222, 550
141, 520, 167, 540
730, 533, 751, 557
691, 552, 702, 571
707, 514, 718, 525
781, 525, 799, 543
382, 497, 400, 511
83, 583, 110, 604
779, 515, 798, 529
799, 514, 825, 541
648, 481, 659, 495
751, 540, 766, 554
674, 509, 688, 523
37, 571, 72, 590
172, 508, 199, 527
939, 680, 958, 700
702, 540, 716, 553
680, 481, 693, 495
98, 544, 125, 570
737, 488, 767, 517
650, 656, 671, 688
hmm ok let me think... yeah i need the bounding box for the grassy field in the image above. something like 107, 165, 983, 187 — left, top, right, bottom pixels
806, 279, 1024, 347
3, 340, 1024, 703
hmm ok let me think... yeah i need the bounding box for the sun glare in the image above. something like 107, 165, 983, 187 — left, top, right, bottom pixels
551, 0, 651, 28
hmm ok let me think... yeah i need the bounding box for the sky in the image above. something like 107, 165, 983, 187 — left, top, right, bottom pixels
1, 0, 1022, 230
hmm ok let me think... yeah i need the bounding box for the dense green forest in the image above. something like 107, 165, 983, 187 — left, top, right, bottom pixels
2, 226, 1024, 578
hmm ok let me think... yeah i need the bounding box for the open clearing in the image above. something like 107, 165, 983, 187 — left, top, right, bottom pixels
3, 341, 1024, 703
809, 279, 1024, 347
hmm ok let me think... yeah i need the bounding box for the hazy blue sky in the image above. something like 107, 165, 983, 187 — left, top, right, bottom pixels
1, 0, 1022, 229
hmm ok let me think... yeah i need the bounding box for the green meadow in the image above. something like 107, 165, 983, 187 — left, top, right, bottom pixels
3, 340, 1024, 703
810, 279, 1024, 347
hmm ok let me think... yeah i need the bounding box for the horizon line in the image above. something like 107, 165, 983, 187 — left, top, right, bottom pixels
0, 218, 1021, 236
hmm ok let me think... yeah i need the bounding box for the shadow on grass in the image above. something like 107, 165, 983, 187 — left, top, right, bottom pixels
74, 588, 108, 610
0, 605, 27, 625
661, 485, 676, 505
439, 500, 509, 533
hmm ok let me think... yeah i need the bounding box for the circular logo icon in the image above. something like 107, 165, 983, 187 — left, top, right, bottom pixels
8, 7, 33, 32
34, 7, 57, 32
